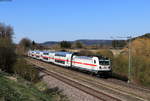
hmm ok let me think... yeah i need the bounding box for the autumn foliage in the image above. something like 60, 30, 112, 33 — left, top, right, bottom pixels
113, 37, 150, 86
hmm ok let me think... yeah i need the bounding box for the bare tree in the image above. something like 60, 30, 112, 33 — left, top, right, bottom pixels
0, 23, 16, 73
18, 38, 31, 55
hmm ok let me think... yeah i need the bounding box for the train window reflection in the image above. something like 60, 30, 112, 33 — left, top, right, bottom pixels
99, 60, 109, 65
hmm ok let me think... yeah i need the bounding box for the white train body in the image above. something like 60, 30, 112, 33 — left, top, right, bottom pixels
35, 51, 43, 60
28, 50, 32, 57
72, 56, 111, 74
28, 50, 37, 58
41, 51, 54, 62
28, 50, 112, 75
53, 52, 73, 67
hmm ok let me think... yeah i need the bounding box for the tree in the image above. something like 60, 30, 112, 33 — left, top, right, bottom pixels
0, 23, 13, 40
112, 40, 126, 49
60, 41, 71, 49
32, 40, 36, 46
31, 40, 39, 50
18, 38, 31, 55
112, 40, 117, 49
96, 49, 113, 59
78, 50, 94, 56
75, 41, 83, 48
19, 38, 31, 49
0, 23, 16, 73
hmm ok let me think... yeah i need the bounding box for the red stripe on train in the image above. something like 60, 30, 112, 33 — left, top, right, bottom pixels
33, 55, 97, 66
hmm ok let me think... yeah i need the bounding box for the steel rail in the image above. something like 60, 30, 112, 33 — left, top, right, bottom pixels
35, 66, 121, 101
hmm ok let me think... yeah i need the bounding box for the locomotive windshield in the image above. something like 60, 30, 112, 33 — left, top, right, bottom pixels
99, 60, 110, 65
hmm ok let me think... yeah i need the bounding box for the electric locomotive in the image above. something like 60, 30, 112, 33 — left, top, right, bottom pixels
28, 50, 112, 75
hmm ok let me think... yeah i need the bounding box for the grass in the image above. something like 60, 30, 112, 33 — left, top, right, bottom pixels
0, 72, 67, 101
0, 57, 69, 101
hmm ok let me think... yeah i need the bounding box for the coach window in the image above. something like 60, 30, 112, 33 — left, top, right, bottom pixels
94, 60, 96, 64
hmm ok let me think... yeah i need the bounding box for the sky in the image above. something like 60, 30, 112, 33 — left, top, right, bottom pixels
0, 0, 150, 43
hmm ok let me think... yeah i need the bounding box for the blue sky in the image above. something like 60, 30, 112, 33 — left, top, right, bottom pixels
0, 0, 150, 43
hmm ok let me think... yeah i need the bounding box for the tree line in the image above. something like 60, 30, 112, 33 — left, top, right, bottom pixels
0, 23, 16, 73
0, 23, 40, 82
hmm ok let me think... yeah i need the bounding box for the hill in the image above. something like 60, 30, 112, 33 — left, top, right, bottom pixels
41, 39, 113, 46
76, 39, 112, 45
132, 33, 150, 40
130, 36, 150, 56
123, 33, 150, 56
41, 41, 59, 46
114, 35, 150, 86
40, 33, 150, 48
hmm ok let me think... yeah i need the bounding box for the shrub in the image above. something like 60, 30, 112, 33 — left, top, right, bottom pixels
13, 58, 40, 82
96, 49, 113, 59
0, 74, 53, 101
112, 54, 150, 86
132, 56, 150, 86
112, 54, 128, 76
44, 87, 69, 101
78, 49, 94, 56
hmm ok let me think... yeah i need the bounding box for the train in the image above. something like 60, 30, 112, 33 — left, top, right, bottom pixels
28, 50, 112, 76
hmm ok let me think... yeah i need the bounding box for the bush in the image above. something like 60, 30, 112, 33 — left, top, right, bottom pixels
44, 87, 69, 101
96, 49, 113, 59
78, 50, 94, 56
0, 74, 53, 101
112, 54, 128, 76
112, 54, 150, 86
132, 56, 150, 86
13, 58, 40, 82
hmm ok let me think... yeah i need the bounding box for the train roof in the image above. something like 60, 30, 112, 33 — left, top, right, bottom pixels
75, 56, 93, 60
42, 50, 55, 53
74, 52, 110, 60
55, 51, 73, 55
42, 51, 73, 55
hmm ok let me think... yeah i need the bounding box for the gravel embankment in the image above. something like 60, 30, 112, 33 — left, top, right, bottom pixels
41, 72, 102, 101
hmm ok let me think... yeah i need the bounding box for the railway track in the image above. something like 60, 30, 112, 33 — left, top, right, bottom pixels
106, 78, 150, 94
26, 57, 150, 101
36, 67, 121, 101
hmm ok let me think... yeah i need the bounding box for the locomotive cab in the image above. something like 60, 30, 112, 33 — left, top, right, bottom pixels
93, 56, 111, 75
99, 59, 111, 71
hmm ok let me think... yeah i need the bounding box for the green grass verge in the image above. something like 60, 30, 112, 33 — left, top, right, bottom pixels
0, 72, 52, 101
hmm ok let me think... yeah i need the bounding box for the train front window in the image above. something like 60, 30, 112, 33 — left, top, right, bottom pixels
99, 60, 110, 65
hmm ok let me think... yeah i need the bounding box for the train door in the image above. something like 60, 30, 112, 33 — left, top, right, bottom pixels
66, 54, 70, 67
93, 57, 99, 72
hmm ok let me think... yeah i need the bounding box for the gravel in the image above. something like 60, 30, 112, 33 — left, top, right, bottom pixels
41, 72, 102, 101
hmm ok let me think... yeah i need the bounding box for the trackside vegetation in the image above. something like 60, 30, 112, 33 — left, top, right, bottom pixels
13, 58, 40, 82
112, 55, 150, 86
112, 37, 150, 86
0, 23, 69, 101
0, 72, 52, 101
78, 40, 150, 87
0, 72, 69, 101
0, 23, 16, 73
